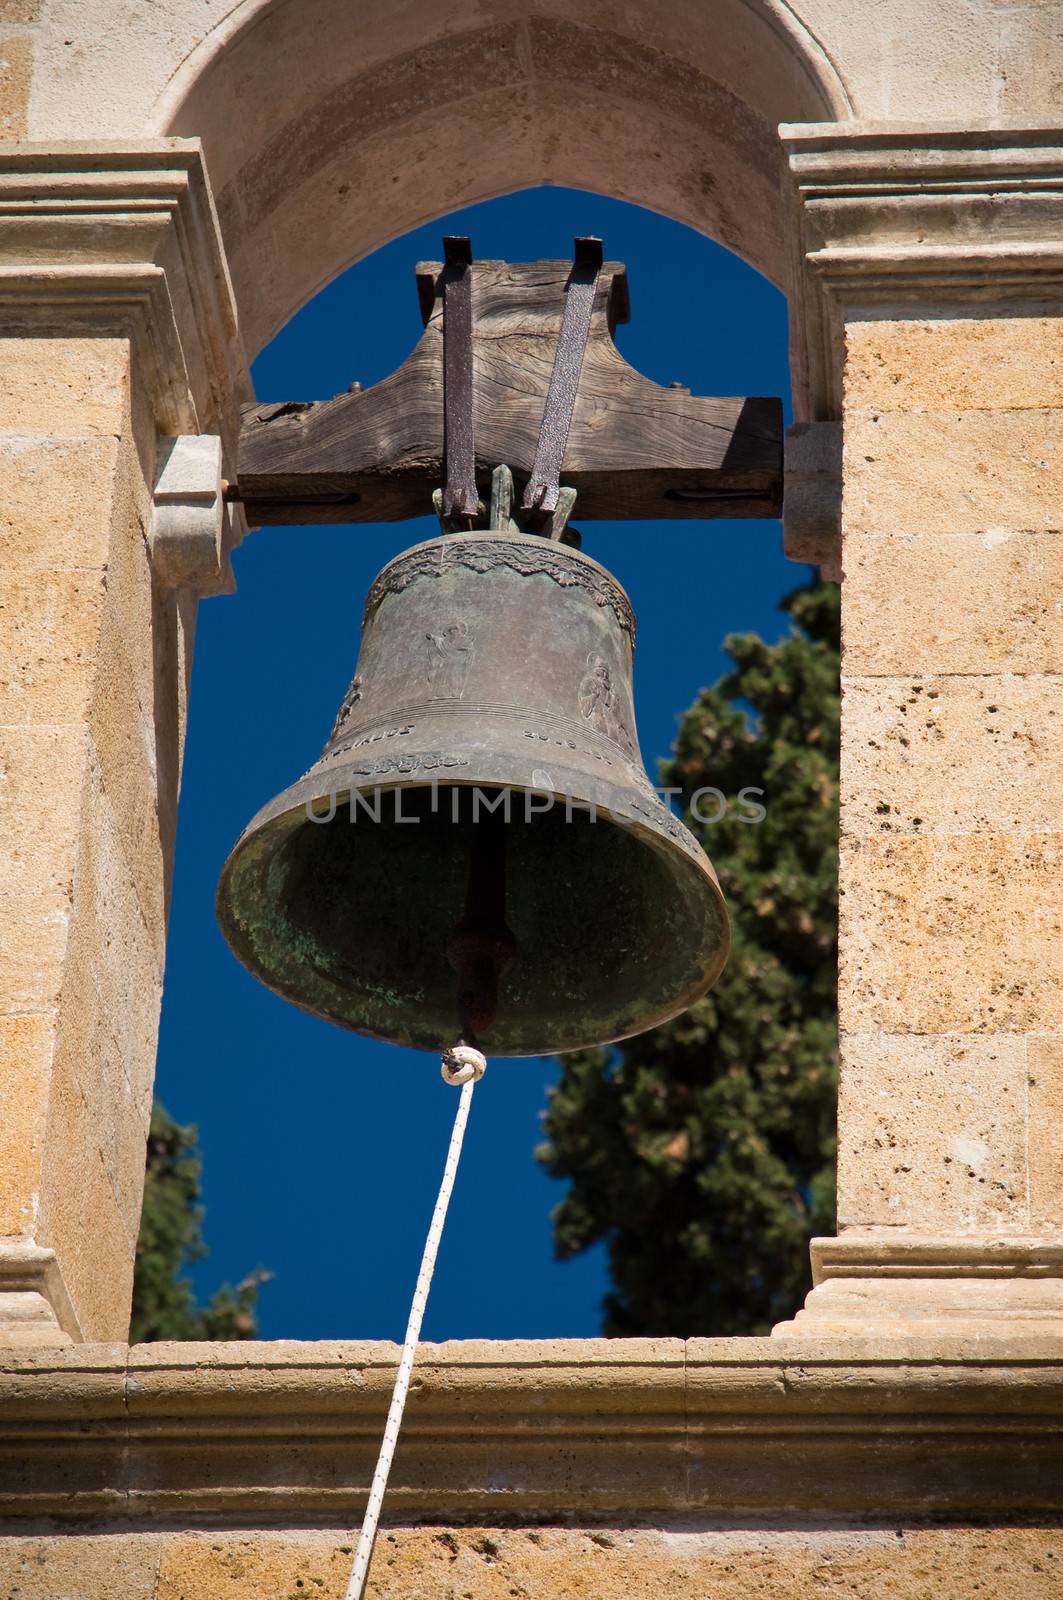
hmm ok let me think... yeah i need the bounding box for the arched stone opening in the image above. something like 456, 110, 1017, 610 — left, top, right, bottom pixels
154, 184, 796, 1343
154, 0, 849, 358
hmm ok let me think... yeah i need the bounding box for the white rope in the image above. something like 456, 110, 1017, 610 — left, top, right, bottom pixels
344, 1043, 487, 1600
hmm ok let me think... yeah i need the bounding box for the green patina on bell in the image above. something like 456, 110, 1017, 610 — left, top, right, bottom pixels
216, 531, 729, 1055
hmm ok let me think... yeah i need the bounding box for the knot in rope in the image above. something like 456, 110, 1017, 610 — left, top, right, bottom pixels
441, 1043, 487, 1085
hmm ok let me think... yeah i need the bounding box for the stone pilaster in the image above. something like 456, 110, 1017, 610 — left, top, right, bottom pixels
777, 124, 1063, 1336
0, 144, 249, 1343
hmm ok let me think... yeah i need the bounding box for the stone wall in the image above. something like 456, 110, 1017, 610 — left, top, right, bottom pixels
0, 145, 248, 1343
0, 1338, 1060, 1596
775, 125, 1063, 1337
0, 334, 170, 1341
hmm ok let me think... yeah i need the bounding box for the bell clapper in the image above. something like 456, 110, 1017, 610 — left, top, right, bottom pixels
446, 794, 517, 1040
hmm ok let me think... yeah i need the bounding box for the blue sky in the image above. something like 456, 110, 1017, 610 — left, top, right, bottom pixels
155, 186, 799, 1341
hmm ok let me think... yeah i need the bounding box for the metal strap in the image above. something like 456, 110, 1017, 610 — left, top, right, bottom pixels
522, 237, 603, 520
441, 235, 478, 521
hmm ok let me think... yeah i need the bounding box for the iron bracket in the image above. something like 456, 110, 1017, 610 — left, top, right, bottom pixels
521, 237, 603, 525
440, 235, 481, 524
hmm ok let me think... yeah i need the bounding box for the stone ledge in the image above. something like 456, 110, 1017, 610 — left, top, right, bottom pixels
780, 121, 1063, 416
0, 1337, 1060, 1522
0, 140, 251, 438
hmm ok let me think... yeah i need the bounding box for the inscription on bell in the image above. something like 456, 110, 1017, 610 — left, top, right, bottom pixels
333, 723, 415, 753
523, 729, 615, 767
348, 751, 469, 777
426, 621, 474, 699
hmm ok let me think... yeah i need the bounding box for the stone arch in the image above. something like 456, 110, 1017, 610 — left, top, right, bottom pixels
153, 0, 850, 357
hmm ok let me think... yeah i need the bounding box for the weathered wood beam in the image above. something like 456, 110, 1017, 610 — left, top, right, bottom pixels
233, 260, 783, 525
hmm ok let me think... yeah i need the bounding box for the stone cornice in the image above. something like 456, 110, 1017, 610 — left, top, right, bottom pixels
813, 1233, 1063, 1283
0, 1337, 1060, 1522
0, 141, 251, 440
780, 121, 1063, 418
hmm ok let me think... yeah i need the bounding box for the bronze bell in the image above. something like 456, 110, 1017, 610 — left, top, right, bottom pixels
216, 532, 730, 1055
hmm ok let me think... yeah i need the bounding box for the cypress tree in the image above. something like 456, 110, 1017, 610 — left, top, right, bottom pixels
131, 1102, 268, 1342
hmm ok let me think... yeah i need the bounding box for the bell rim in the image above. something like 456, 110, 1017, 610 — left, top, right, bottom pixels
216, 769, 731, 1058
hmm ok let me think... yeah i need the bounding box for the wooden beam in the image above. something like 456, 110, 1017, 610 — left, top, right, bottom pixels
233, 260, 783, 525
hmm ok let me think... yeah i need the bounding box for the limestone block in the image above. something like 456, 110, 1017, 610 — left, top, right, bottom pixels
88, 640, 165, 940
1029, 1035, 1063, 1226
149, 1526, 1063, 1600
0, 338, 129, 435
0, 435, 122, 572
843, 410, 1063, 536
0, 1536, 160, 1600
0, 569, 105, 725
99, 434, 154, 637
36, 1054, 135, 1341
840, 528, 1062, 676
844, 318, 1063, 412
838, 834, 1063, 1035
11, 738, 168, 1339
840, 674, 1063, 835
1000, 4, 1063, 122
0, 725, 90, 1015
0, 1014, 52, 1237
0, 725, 87, 900
53, 753, 164, 1227
837, 1032, 1028, 1228
0, 31, 31, 139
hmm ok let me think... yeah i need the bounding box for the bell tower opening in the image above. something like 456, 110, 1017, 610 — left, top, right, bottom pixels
148, 187, 816, 1343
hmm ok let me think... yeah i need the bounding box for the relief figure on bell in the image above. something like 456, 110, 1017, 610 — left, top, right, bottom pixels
578, 651, 633, 750
327, 674, 363, 743
426, 620, 474, 699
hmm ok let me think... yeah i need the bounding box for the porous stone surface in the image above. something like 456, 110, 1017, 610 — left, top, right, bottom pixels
0, 28, 31, 138
841, 676, 1062, 836
840, 528, 1063, 677
838, 833, 1063, 1036
1029, 1036, 1063, 1227
837, 1033, 1028, 1228
844, 317, 1063, 413
843, 409, 1063, 537
1, 1525, 1062, 1600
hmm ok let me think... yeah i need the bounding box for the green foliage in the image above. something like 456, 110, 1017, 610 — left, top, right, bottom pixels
537, 580, 839, 1336
130, 1102, 269, 1342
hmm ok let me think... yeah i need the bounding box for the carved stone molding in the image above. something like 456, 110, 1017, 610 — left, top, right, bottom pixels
152, 433, 245, 594
0, 141, 251, 439
0, 1337, 1060, 1521
0, 1243, 80, 1348
781, 122, 1063, 421
774, 1233, 1063, 1339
